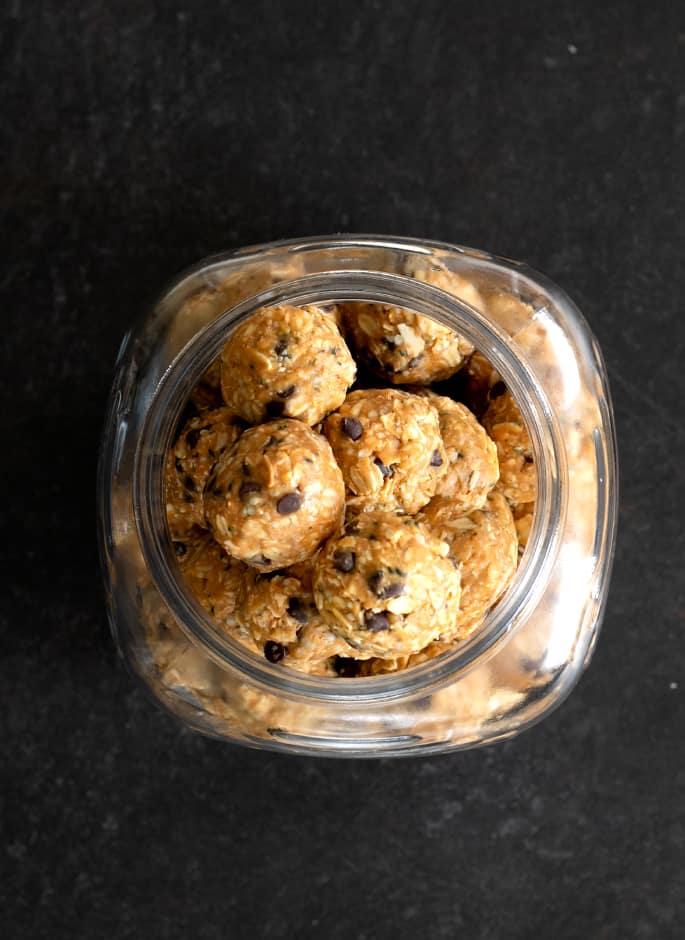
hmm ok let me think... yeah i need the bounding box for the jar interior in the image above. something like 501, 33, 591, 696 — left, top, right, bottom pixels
134, 264, 566, 701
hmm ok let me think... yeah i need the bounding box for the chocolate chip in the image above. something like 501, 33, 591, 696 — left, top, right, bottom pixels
185, 428, 201, 450
333, 550, 356, 573
406, 355, 423, 370
364, 611, 391, 632
430, 449, 443, 467
367, 571, 404, 600
277, 384, 296, 399
341, 416, 363, 441
379, 581, 404, 600
265, 400, 285, 418
251, 554, 272, 567
524, 454, 534, 464
286, 597, 308, 625
276, 492, 302, 514
174, 542, 188, 557
239, 481, 261, 500
183, 474, 196, 491
374, 457, 393, 479
274, 337, 289, 357
367, 571, 384, 595
264, 641, 286, 663
490, 381, 506, 399
334, 657, 360, 677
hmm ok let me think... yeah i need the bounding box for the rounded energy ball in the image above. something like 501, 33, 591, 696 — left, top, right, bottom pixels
416, 390, 499, 513
204, 419, 345, 571
324, 388, 447, 514
220, 304, 356, 425
482, 387, 536, 504
175, 530, 257, 651
239, 563, 359, 667
343, 262, 481, 384
313, 510, 462, 658
419, 491, 518, 640
164, 406, 245, 538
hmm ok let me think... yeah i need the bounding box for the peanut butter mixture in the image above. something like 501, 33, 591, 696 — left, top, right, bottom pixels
343, 260, 480, 384
324, 388, 447, 514
220, 304, 356, 425
415, 390, 499, 513
313, 511, 462, 658
164, 406, 245, 538
204, 419, 345, 571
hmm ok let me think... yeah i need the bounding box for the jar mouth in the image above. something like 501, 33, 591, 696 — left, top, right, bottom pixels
134, 268, 567, 702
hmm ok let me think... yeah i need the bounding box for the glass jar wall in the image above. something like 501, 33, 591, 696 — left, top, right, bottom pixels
98, 236, 617, 756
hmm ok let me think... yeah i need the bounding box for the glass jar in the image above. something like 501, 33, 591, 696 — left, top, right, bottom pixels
98, 235, 617, 756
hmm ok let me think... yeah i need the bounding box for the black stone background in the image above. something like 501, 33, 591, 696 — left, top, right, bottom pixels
2, 1, 685, 938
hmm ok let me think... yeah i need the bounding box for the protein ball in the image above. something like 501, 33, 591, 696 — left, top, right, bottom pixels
165, 406, 244, 538
204, 419, 345, 571
313, 510, 461, 658
240, 568, 317, 647
482, 387, 536, 504
239, 562, 359, 667
419, 491, 518, 640
416, 390, 499, 513
220, 304, 356, 425
176, 531, 255, 647
324, 388, 447, 514
343, 261, 481, 384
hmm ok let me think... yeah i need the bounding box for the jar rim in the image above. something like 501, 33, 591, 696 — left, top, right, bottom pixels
133, 254, 567, 702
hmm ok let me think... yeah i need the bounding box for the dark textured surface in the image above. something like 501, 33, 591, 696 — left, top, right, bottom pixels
2, 1, 685, 938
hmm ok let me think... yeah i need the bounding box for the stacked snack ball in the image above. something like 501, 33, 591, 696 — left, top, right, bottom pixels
415, 390, 499, 513
482, 387, 536, 504
313, 510, 462, 658
220, 304, 356, 425
239, 559, 360, 669
343, 260, 481, 385
419, 491, 518, 640
176, 531, 247, 629
324, 388, 447, 514
165, 406, 245, 538
204, 419, 345, 571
